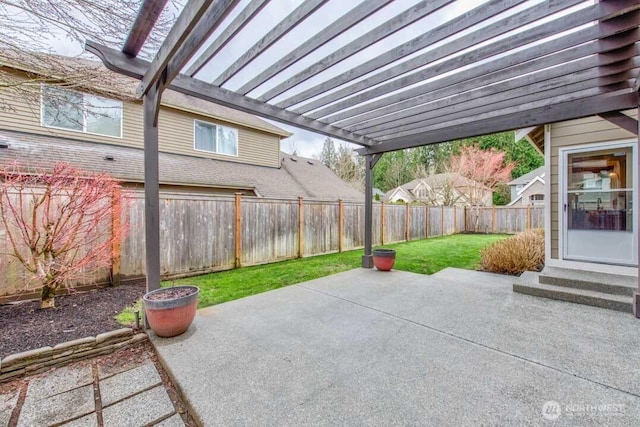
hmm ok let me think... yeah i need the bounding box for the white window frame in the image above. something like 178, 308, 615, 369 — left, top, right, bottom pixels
193, 119, 238, 157
40, 85, 123, 138
559, 139, 637, 266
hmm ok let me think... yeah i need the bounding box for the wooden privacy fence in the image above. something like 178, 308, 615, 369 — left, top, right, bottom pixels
465, 205, 544, 234
0, 192, 543, 300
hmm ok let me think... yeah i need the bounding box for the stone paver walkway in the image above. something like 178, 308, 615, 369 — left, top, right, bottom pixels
0, 349, 188, 427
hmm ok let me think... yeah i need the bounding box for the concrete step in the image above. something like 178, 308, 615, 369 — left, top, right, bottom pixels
538, 266, 637, 297
513, 274, 632, 313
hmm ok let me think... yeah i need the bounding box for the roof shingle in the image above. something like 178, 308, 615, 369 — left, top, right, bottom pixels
0, 130, 362, 201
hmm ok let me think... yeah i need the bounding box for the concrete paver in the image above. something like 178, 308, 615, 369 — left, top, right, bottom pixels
25, 364, 93, 399
154, 413, 186, 427
18, 384, 94, 427
100, 361, 162, 406
59, 412, 98, 427
97, 356, 150, 380
152, 268, 640, 425
0, 390, 19, 427
101, 385, 175, 427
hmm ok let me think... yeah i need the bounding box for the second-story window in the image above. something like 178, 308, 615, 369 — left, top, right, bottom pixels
194, 120, 238, 156
41, 85, 122, 138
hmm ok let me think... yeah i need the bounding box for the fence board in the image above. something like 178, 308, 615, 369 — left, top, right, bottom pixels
384, 204, 406, 244
303, 201, 339, 256
409, 206, 426, 240
242, 198, 298, 265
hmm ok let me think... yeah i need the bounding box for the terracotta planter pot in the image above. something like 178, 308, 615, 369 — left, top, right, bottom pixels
143, 286, 199, 338
372, 249, 396, 271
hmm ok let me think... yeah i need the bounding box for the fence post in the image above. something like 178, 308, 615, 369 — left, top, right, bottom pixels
526, 205, 531, 230
453, 205, 457, 234
464, 206, 468, 232
338, 199, 344, 252
425, 205, 429, 239
298, 197, 304, 258
110, 187, 122, 287
492, 206, 497, 234
405, 203, 410, 242
381, 202, 385, 245
235, 193, 242, 268
441, 205, 445, 236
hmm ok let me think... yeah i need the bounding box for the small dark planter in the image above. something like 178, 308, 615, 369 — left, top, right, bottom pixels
373, 249, 396, 271
143, 286, 199, 338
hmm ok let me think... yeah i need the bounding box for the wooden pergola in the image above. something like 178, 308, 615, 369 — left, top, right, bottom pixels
86, 0, 640, 316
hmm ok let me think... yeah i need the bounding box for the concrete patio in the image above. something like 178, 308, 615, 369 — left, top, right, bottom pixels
152, 268, 640, 426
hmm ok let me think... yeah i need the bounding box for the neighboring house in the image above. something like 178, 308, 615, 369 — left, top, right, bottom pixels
0, 57, 363, 201
383, 173, 492, 206
514, 110, 638, 312
507, 166, 545, 206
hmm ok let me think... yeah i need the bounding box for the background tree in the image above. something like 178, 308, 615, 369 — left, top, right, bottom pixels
333, 143, 364, 191
0, 0, 180, 109
446, 144, 515, 230
0, 162, 126, 308
469, 131, 543, 180
317, 137, 338, 171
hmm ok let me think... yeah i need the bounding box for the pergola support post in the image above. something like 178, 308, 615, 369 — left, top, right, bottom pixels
144, 83, 162, 297
363, 153, 382, 268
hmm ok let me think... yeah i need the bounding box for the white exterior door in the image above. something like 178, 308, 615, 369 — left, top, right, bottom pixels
561, 142, 637, 266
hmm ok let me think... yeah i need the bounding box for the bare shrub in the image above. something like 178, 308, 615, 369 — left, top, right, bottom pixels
481, 229, 544, 275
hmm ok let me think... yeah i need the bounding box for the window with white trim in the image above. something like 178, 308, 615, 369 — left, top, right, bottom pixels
41, 85, 122, 137
194, 120, 238, 156
530, 194, 544, 205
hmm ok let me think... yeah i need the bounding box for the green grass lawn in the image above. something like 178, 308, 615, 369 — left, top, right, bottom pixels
116, 234, 506, 325
172, 233, 507, 309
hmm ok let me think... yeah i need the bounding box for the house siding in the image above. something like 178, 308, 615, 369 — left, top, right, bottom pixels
549, 109, 636, 260
516, 180, 545, 206
0, 75, 281, 168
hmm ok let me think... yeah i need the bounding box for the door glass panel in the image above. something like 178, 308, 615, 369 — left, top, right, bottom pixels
567, 147, 632, 232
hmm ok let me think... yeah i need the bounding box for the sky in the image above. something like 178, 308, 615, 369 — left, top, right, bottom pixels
33, 0, 566, 158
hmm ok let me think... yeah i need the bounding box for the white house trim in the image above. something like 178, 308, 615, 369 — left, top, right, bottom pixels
544, 124, 551, 265
507, 175, 546, 206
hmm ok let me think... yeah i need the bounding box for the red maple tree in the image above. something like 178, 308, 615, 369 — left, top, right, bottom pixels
447, 144, 515, 231
0, 162, 125, 308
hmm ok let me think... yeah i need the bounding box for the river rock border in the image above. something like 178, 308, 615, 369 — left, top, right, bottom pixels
0, 328, 147, 382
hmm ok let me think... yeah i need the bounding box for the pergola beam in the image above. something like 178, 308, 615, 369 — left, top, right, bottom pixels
256, 0, 454, 103
137, 0, 239, 97
185, 0, 270, 77
280, 0, 533, 111
331, 26, 640, 129
302, 1, 637, 119
598, 111, 639, 133
212, 0, 330, 87
86, 42, 375, 147
360, 90, 638, 154
122, 0, 169, 57
373, 80, 634, 140
236, 0, 394, 95
362, 54, 639, 138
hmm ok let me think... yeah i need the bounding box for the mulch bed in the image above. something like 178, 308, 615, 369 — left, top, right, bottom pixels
0, 283, 145, 357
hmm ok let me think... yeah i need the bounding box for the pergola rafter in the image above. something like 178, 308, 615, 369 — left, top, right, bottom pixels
285, 0, 586, 114
87, 0, 640, 316
331, 27, 640, 129
300, 1, 633, 118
